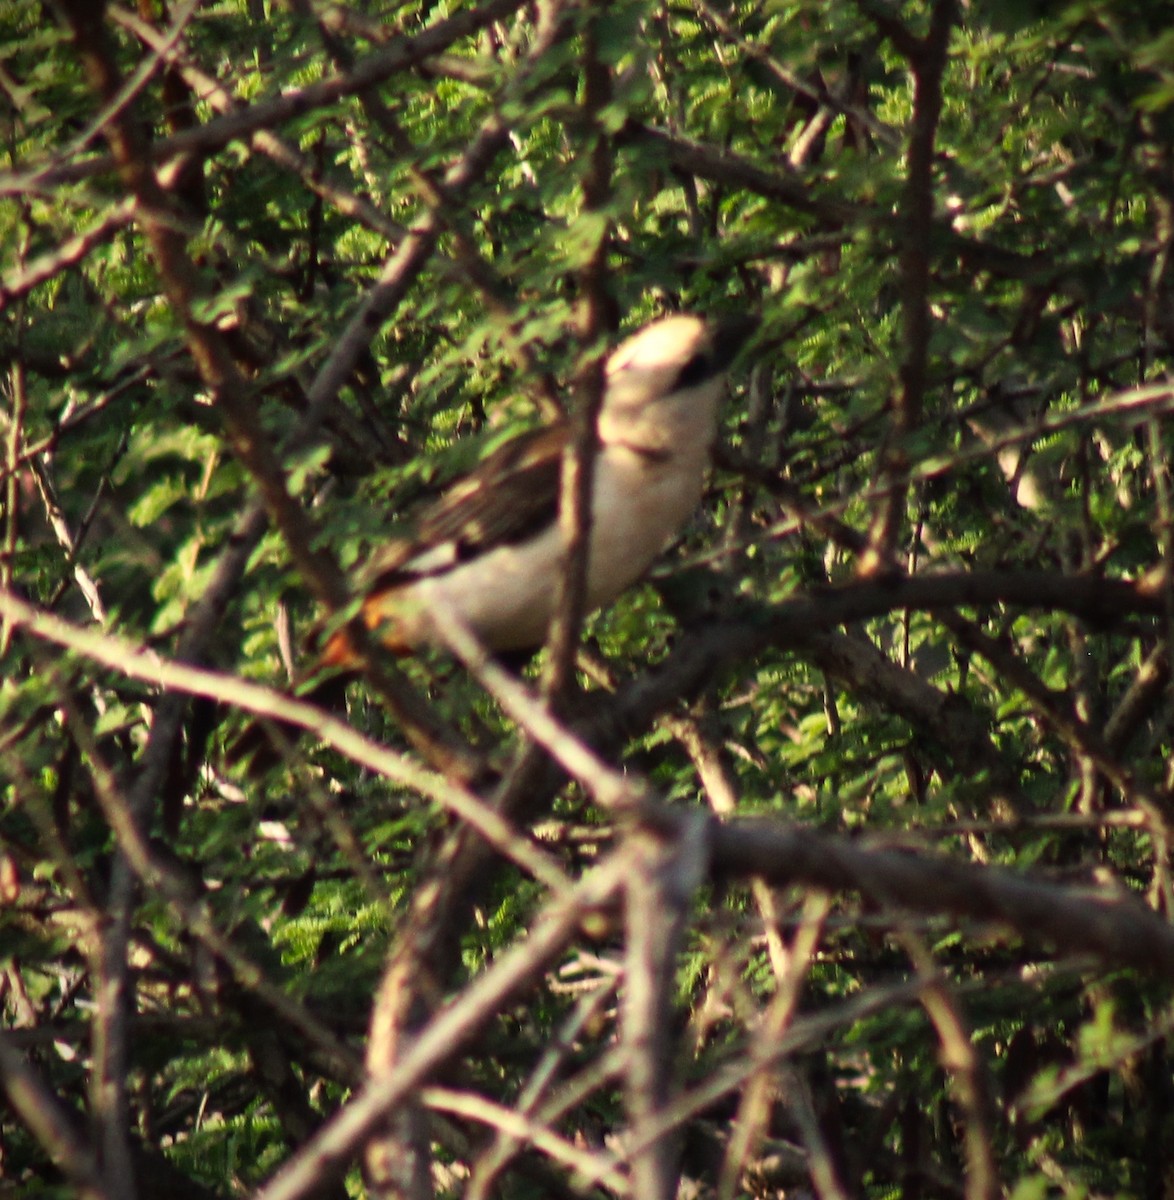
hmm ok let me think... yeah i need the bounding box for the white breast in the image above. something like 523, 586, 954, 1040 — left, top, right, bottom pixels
390, 441, 709, 652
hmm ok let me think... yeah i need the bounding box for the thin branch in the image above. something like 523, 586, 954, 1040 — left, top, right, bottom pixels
464, 980, 619, 1198
292, 0, 564, 424
586, 976, 931, 1192
0, 197, 136, 309
251, 851, 633, 1200
718, 892, 830, 1200
3, 0, 527, 195
423, 593, 645, 813
620, 121, 1078, 289
60, 0, 478, 782
0, 583, 570, 893
423, 1086, 630, 1195
543, 7, 613, 699
0, 1032, 110, 1200
863, 0, 957, 569
108, 6, 409, 245
894, 926, 1000, 1200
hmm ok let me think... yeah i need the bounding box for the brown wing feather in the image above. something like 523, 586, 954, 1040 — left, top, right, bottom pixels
318, 422, 567, 669
361, 422, 566, 590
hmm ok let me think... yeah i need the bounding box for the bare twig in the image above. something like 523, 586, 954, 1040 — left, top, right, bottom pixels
423, 1086, 630, 1195
0, 1031, 110, 1200
464, 979, 619, 1198
0, 197, 136, 309
862, 0, 957, 570
718, 892, 830, 1200
0, 584, 568, 892
894, 926, 1000, 1200
2, 0, 528, 196
543, 7, 613, 699
252, 850, 632, 1200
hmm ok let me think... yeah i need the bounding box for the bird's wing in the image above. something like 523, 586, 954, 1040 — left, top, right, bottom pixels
359, 422, 567, 591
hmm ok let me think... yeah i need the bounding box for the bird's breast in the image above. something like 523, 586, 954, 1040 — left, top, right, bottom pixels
366, 444, 708, 653
583, 444, 706, 607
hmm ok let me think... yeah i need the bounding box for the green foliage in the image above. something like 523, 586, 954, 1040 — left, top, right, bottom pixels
3, 1, 1174, 1197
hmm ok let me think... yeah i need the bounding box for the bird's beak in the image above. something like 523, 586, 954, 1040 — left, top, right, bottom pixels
711, 315, 760, 370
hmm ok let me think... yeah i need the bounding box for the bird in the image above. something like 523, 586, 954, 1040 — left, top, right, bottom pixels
231, 311, 755, 764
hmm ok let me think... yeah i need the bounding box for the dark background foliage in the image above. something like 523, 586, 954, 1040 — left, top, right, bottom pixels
3, 2, 1174, 1198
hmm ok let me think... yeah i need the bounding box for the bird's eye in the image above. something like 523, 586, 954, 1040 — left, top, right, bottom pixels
673, 352, 712, 390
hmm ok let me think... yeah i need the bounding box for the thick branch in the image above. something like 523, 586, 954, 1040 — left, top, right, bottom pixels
598, 567, 1163, 750
706, 816, 1174, 979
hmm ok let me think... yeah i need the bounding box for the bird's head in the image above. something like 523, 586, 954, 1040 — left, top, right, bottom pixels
599, 313, 757, 447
